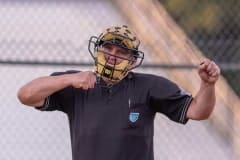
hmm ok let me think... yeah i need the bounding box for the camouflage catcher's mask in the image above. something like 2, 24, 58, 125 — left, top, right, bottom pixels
88, 25, 144, 83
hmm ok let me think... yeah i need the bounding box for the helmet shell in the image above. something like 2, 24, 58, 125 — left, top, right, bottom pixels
98, 25, 140, 51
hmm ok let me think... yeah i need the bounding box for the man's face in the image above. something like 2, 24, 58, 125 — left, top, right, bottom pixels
102, 44, 133, 65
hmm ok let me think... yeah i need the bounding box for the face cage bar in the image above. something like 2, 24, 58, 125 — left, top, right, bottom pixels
96, 62, 128, 82
88, 36, 144, 71
96, 49, 135, 71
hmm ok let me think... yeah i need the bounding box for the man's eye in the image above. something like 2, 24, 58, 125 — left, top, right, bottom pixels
118, 50, 129, 56
103, 46, 112, 52
117, 51, 124, 55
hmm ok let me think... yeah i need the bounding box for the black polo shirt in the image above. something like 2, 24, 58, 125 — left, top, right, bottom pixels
37, 70, 192, 160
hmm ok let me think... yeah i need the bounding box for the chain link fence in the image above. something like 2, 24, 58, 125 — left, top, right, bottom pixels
161, 0, 240, 96
0, 0, 239, 160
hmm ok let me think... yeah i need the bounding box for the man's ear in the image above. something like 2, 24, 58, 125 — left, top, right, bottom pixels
129, 56, 137, 65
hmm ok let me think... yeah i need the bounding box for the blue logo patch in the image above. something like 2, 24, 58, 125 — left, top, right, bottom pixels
129, 112, 140, 123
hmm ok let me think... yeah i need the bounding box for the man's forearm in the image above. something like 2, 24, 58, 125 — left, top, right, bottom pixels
187, 82, 216, 120
17, 75, 72, 106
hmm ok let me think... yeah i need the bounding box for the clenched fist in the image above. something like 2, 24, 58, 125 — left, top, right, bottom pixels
69, 71, 97, 90
198, 59, 221, 84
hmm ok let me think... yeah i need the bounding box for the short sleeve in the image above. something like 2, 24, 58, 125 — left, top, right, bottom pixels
36, 71, 78, 114
149, 77, 192, 124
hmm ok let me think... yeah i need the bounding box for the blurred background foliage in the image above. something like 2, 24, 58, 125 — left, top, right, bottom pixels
161, 0, 240, 96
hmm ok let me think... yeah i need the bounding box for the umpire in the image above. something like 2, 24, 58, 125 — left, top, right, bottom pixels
18, 25, 220, 160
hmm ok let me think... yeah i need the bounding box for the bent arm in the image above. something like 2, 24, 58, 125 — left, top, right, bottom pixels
186, 59, 220, 120
17, 71, 97, 107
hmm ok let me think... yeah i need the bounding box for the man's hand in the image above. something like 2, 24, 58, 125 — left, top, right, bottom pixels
70, 71, 97, 90
198, 59, 221, 85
